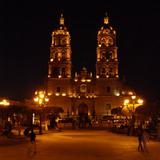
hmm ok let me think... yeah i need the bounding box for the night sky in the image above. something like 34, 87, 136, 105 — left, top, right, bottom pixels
1, 1, 160, 102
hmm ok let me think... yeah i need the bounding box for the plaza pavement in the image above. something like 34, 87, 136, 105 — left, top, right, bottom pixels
0, 129, 160, 160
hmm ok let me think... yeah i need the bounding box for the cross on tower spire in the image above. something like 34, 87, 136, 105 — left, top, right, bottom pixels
104, 12, 109, 24
60, 13, 64, 25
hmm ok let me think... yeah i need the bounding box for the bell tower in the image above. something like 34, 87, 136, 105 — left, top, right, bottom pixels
96, 13, 119, 79
48, 14, 72, 78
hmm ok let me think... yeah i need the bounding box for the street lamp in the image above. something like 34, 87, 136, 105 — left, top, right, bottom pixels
0, 99, 10, 127
0, 99, 10, 106
34, 90, 49, 134
123, 95, 143, 135
123, 96, 143, 114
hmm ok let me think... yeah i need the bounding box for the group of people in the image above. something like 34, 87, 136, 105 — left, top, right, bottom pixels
23, 121, 151, 155
27, 123, 150, 154
72, 116, 94, 129
23, 116, 151, 155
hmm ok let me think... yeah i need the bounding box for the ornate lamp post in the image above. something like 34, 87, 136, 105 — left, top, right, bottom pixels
123, 95, 143, 135
0, 99, 10, 127
123, 96, 143, 116
34, 90, 49, 134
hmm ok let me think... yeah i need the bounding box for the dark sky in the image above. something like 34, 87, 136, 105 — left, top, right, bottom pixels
1, 1, 160, 101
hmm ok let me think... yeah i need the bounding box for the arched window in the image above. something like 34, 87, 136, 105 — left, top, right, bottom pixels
106, 86, 110, 93
88, 87, 90, 93
102, 68, 105, 74
109, 68, 113, 76
57, 87, 60, 92
62, 68, 65, 76
52, 67, 59, 77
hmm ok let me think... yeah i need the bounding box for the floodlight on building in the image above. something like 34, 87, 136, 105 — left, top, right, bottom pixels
62, 93, 66, 96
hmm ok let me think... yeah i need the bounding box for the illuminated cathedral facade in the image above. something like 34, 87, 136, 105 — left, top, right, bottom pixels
46, 14, 135, 118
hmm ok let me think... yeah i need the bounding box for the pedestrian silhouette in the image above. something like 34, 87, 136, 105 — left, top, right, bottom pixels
137, 125, 144, 152
29, 129, 36, 154
142, 129, 149, 152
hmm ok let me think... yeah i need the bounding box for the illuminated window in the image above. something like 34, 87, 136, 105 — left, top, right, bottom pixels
80, 84, 87, 93
58, 52, 61, 59
66, 37, 69, 44
52, 37, 55, 45
55, 36, 60, 46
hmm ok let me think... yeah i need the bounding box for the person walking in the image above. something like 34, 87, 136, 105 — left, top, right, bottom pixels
142, 129, 149, 152
29, 129, 36, 154
137, 125, 144, 152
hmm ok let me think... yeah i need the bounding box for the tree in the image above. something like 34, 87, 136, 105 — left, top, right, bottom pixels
111, 107, 122, 115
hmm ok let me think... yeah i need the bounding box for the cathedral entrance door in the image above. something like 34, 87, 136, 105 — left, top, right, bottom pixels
78, 103, 88, 128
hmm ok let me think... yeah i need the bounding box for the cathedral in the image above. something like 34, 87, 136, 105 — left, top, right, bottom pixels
46, 14, 136, 119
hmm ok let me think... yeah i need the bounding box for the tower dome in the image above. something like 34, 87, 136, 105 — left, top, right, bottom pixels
48, 13, 72, 78
52, 13, 69, 37
97, 13, 116, 48
96, 13, 119, 78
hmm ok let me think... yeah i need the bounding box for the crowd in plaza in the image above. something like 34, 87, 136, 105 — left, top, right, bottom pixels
0, 112, 160, 144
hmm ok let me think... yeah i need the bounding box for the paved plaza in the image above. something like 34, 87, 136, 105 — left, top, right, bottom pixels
0, 130, 160, 160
